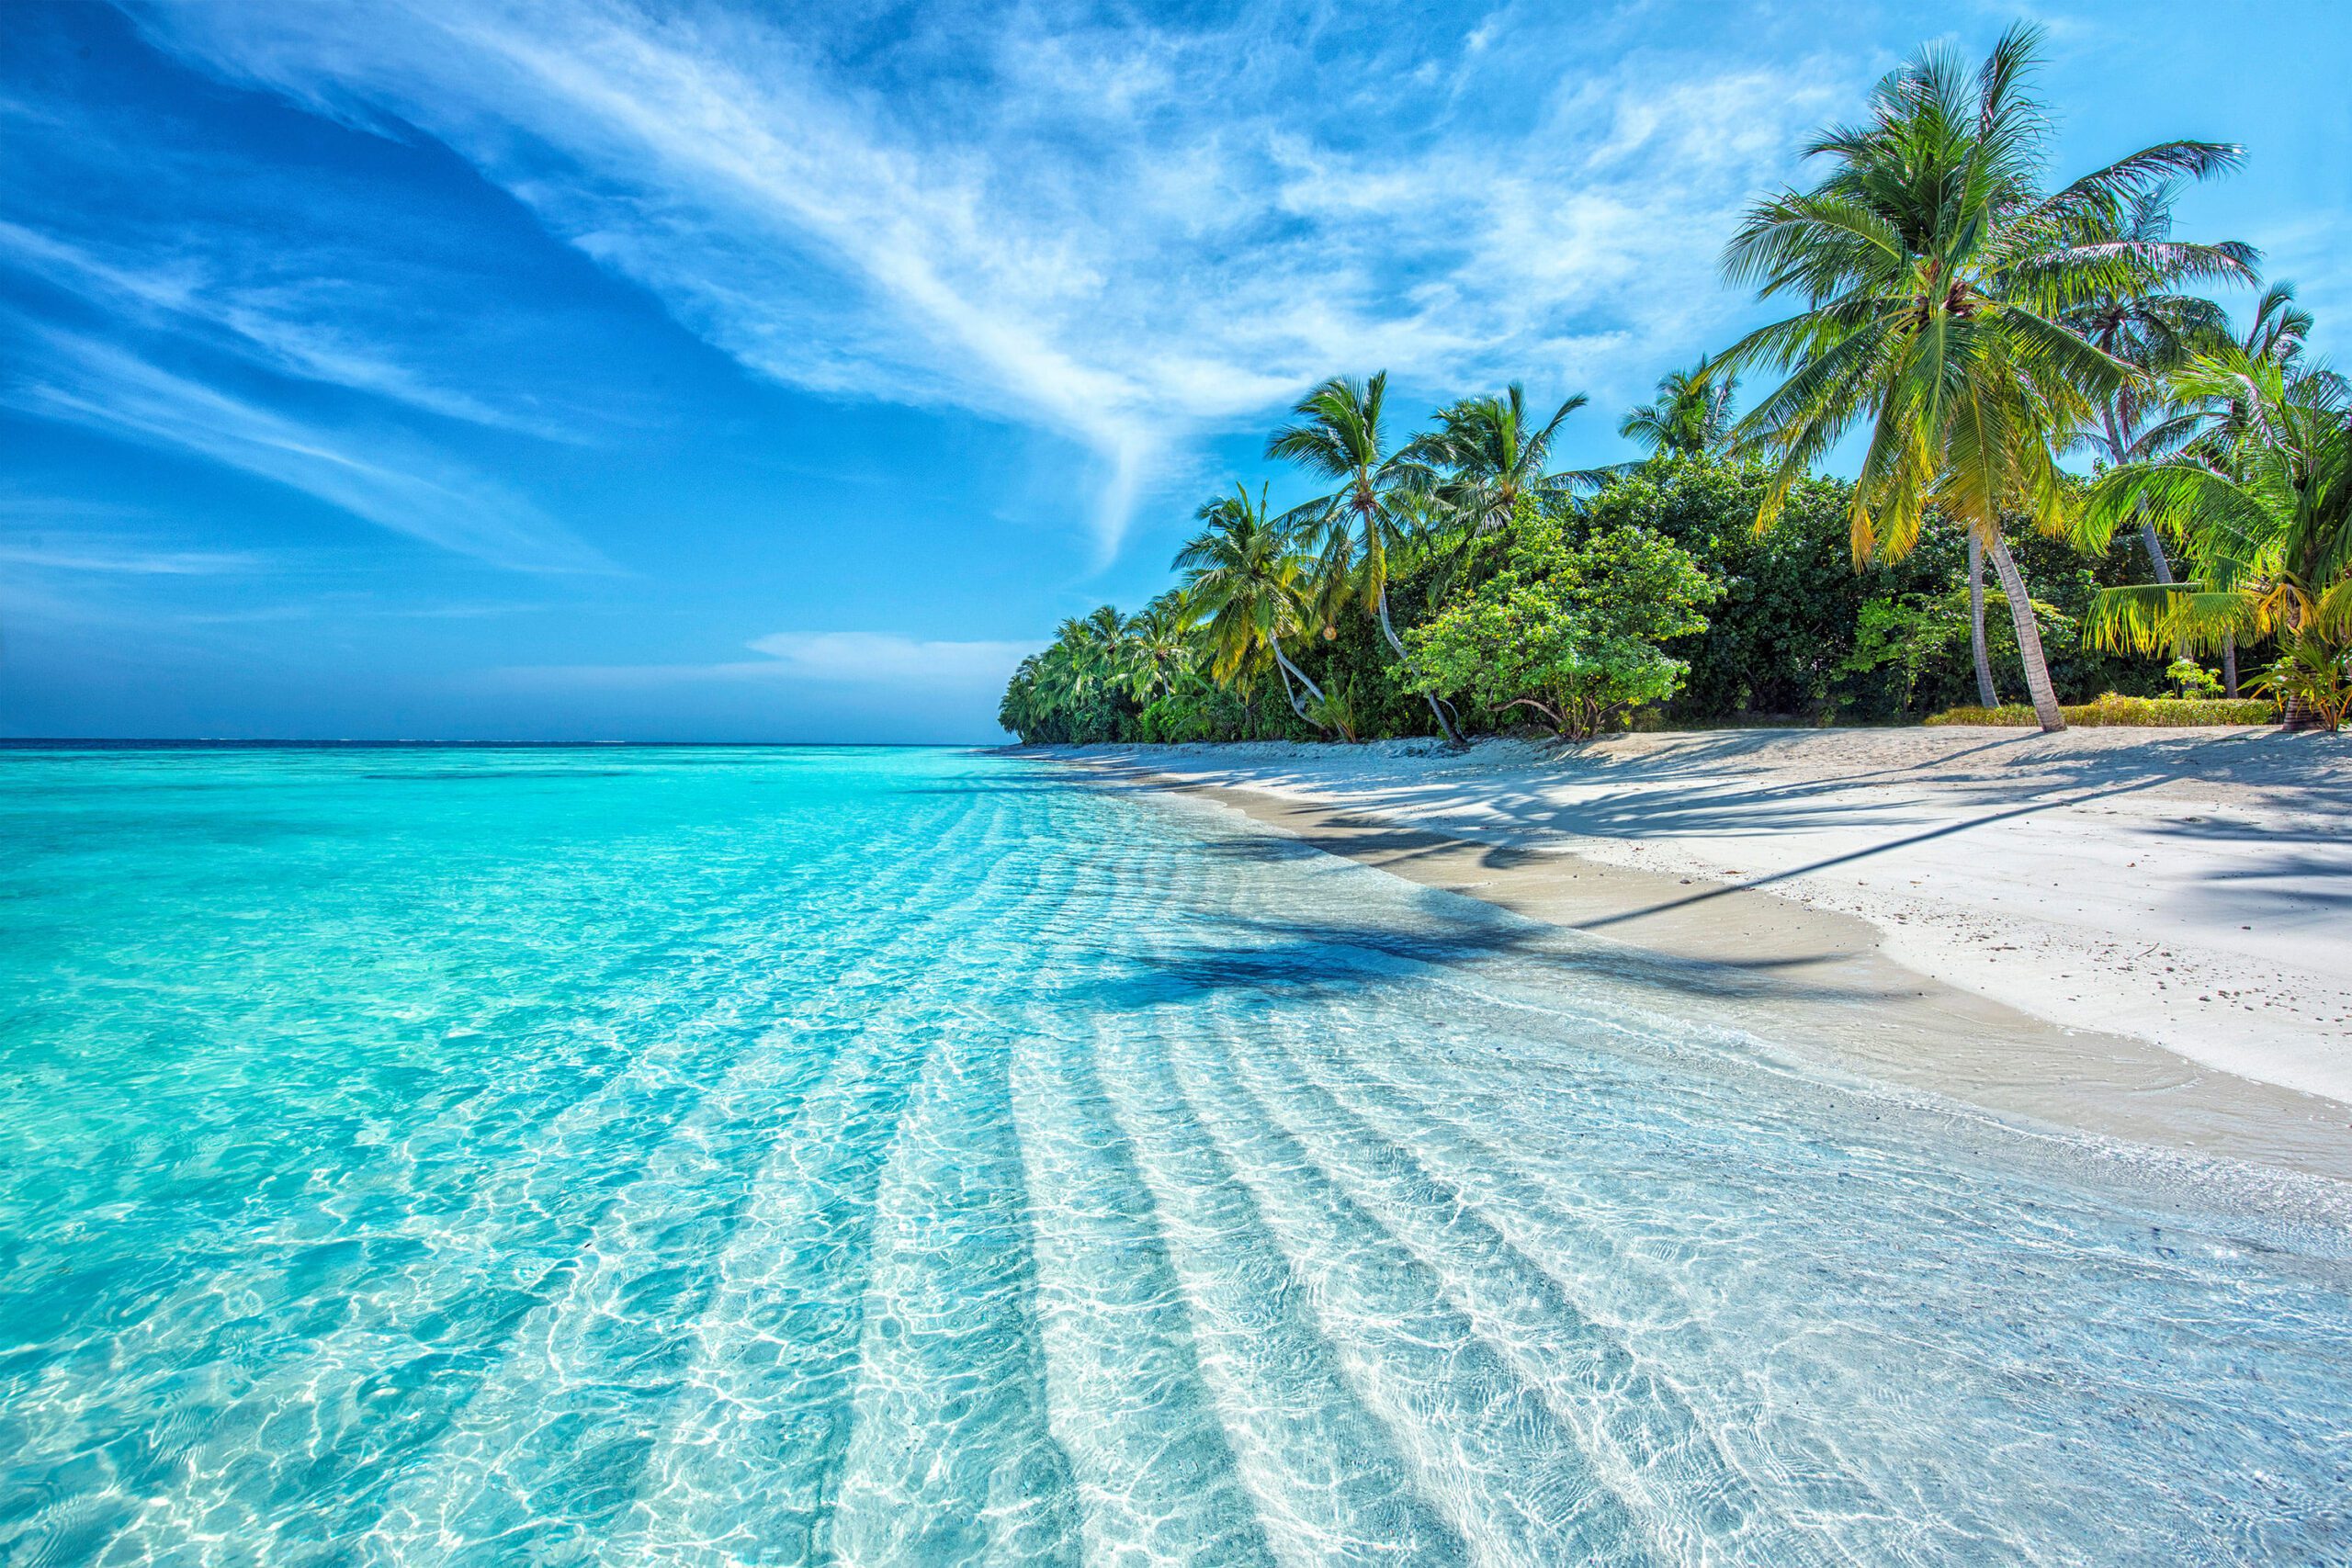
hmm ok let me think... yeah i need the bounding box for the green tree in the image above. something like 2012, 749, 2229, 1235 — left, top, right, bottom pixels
1618, 355, 1738, 460
1408, 508, 1719, 739
1402, 384, 1609, 543
2078, 349, 2352, 726
1174, 484, 1347, 737
2065, 183, 2257, 584
1717, 23, 2242, 730
1267, 372, 1460, 741
1584, 458, 1901, 718
1120, 592, 1197, 705
2063, 183, 2258, 693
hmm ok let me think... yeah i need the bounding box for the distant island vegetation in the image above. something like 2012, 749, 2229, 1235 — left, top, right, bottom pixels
1001, 26, 2349, 745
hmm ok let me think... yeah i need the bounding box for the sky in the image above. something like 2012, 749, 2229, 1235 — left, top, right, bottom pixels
2, 0, 2345, 741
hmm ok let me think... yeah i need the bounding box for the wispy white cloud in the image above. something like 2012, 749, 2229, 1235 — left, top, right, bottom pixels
496, 629, 1030, 690
5, 328, 608, 573
125, 0, 1855, 556
0, 535, 266, 575
741, 631, 1031, 685
0, 217, 587, 440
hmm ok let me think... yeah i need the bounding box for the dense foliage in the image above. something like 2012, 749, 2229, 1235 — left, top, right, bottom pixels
1001, 25, 2348, 746
998, 453, 2199, 744
1928, 696, 2278, 728
1407, 511, 1718, 739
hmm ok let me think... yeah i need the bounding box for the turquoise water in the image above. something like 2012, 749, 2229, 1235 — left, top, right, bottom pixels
2, 746, 2346, 1567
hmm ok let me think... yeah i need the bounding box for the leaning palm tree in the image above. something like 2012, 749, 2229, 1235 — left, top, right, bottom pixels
1267, 372, 1461, 741
1715, 23, 2242, 731
2076, 349, 2352, 723
1402, 383, 1608, 542
1174, 484, 1340, 736
1619, 355, 1739, 460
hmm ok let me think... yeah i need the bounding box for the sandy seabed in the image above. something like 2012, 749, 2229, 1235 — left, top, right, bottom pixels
1045, 727, 2352, 1179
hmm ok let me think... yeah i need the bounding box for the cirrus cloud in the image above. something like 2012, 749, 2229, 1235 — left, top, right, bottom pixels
119, 0, 1854, 556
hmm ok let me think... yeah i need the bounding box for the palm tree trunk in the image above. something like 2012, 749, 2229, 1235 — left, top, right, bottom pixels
2109, 410, 2190, 693
2138, 523, 2193, 694
1987, 536, 2064, 732
1376, 590, 1461, 744
1968, 536, 1998, 708
1272, 646, 1326, 732
2104, 410, 2177, 588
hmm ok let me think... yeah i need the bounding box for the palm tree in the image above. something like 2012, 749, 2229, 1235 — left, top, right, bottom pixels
1055, 606, 1127, 701
1619, 355, 1739, 460
2077, 348, 2352, 726
2061, 183, 2257, 694
2064, 184, 2257, 583
1715, 23, 2242, 731
1267, 372, 1461, 742
1120, 592, 1196, 704
2237, 283, 2315, 376
2192, 283, 2333, 695
1402, 383, 1607, 541
999, 653, 1049, 741
1174, 484, 1340, 736
1965, 536, 2000, 707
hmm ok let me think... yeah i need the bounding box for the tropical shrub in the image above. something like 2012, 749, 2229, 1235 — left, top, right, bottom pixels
1407, 513, 1718, 739
1928, 695, 2278, 727
2251, 642, 2352, 732
2167, 658, 2226, 698
1584, 459, 1894, 719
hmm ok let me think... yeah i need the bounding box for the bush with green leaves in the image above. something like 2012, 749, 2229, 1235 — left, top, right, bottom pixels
2252, 642, 2352, 732
1928, 695, 2278, 728
1406, 511, 1718, 739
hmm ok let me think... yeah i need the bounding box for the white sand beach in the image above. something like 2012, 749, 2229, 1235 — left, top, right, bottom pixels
1057, 727, 2352, 1154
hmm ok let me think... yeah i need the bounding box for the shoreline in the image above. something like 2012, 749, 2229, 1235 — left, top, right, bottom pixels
1043, 730, 2352, 1183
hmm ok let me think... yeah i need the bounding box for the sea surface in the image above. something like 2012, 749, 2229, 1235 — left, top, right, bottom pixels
2, 744, 2346, 1567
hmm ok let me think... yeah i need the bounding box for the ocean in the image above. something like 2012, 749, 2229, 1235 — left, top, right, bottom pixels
2, 744, 2346, 1564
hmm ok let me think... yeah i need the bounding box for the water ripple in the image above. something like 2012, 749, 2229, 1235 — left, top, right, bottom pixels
0, 746, 2346, 1566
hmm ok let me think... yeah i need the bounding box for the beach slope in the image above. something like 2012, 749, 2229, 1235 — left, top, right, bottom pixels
1052, 728, 2351, 1164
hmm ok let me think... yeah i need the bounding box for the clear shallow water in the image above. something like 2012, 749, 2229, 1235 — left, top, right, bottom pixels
1, 745, 2346, 1568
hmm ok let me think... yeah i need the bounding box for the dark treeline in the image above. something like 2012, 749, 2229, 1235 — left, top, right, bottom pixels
1002, 25, 2348, 746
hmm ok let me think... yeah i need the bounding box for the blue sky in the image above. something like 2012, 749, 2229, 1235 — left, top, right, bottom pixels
3, 0, 2344, 741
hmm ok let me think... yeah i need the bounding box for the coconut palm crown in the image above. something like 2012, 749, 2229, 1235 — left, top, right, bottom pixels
1266, 371, 1463, 741
1619, 356, 1739, 460
1401, 383, 1608, 540
1713, 21, 2243, 728
2078, 349, 2352, 662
